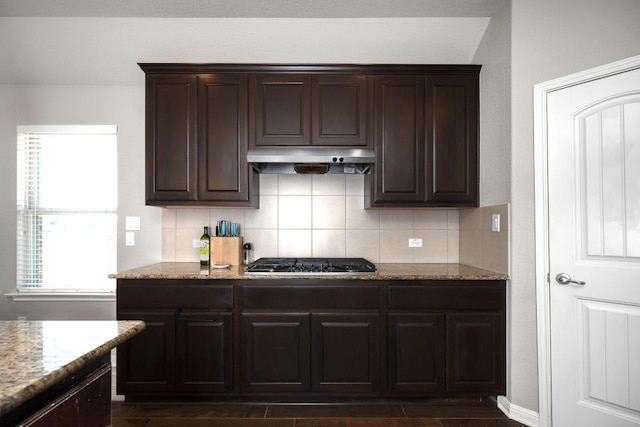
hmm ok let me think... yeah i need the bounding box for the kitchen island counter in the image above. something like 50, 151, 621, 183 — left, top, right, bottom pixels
0, 320, 145, 425
110, 262, 508, 281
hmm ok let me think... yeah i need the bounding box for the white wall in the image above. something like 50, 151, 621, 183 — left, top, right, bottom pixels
510, 0, 640, 415
0, 85, 161, 320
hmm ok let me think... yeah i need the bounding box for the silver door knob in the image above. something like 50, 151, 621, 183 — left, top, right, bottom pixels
555, 273, 586, 286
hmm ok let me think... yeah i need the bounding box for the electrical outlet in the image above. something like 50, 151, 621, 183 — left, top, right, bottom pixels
408, 238, 423, 248
193, 239, 202, 249
17, 316, 27, 321
125, 231, 135, 246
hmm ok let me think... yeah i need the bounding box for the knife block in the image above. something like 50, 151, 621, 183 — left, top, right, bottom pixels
211, 237, 243, 265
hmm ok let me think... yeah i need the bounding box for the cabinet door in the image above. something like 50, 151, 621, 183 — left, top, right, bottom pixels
388, 313, 446, 394
117, 310, 176, 394
447, 313, 505, 393
425, 74, 478, 205
145, 74, 198, 203
198, 74, 257, 206
252, 74, 311, 146
370, 75, 426, 204
311, 75, 370, 146
241, 313, 311, 393
176, 311, 233, 393
311, 313, 380, 394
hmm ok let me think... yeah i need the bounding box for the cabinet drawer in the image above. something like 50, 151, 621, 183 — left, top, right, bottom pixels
242, 285, 380, 309
388, 282, 504, 311
117, 280, 233, 309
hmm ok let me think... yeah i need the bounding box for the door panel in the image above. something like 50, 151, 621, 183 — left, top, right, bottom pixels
253, 75, 311, 146
198, 74, 255, 205
241, 313, 311, 393
311, 75, 370, 146
548, 66, 640, 426
388, 313, 446, 393
145, 75, 197, 202
372, 75, 425, 203
176, 311, 233, 393
311, 313, 380, 394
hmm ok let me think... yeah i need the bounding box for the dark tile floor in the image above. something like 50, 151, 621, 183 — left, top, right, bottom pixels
111, 369, 525, 427
110, 402, 527, 427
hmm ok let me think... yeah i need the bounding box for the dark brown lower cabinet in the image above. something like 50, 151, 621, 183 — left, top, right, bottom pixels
241, 313, 311, 393
176, 311, 233, 393
447, 313, 505, 393
241, 312, 380, 395
116, 279, 505, 401
312, 313, 380, 394
388, 313, 446, 393
117, 310, 176, 395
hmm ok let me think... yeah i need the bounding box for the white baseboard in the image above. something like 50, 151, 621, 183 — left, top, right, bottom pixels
498, 396, 540, 427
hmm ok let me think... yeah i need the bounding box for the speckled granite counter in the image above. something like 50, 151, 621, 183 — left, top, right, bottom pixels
0, 320, 145, 419
110, 262, 508, 281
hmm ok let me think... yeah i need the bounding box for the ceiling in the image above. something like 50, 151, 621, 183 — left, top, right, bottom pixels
0, 0, 505, 86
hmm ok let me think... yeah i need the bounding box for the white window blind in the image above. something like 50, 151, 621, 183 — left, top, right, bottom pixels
16, 125, 117, 291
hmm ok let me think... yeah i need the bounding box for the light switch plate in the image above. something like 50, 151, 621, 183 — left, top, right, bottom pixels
492, 214, 501, 232
125, 231, 135, 246
126, 216, 141, 231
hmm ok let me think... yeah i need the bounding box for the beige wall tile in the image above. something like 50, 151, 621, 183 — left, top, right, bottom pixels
460, 229, 482, 266
175, 227, 200, 262
346, 229, 380, 263
313, 195, 346, 229
380, 229, 414, 262
448, 230, 460, 262
380, 210, 413, 229
414, 210, 448, 229
161, 228, 176, 262
245, 195, 277, 229
346, 196, 379, 229
312, 230, 346, 257
279, 195, 312, 229
345, 174, 365, 195
176, 209, 210, 229
278, 229, 312, 257
242, 229, 278, 260
312, 174, 346, 196
162, 209, 176, 229
278, 174, 311, 195
459, 207, 482, 230
413, 229, 449, 263
259, 174, 278, 195
447, 210, 459, 230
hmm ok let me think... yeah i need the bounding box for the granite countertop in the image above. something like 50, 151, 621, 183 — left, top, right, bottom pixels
110, 262, 508, 281
0, 320, 145, 417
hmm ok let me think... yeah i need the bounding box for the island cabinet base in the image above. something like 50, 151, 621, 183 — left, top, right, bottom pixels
117, 279, 505, 402
2, 355, 111, 427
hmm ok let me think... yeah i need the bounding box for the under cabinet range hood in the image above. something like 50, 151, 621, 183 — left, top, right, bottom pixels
247, 148, 375, 174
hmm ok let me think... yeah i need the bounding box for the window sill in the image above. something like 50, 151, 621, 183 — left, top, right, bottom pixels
4, 292, 116, 302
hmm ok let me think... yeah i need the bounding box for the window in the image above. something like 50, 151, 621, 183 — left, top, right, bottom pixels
16, 125, 117, 292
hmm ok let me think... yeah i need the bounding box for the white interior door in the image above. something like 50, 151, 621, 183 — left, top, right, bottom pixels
548, 67, 640, 426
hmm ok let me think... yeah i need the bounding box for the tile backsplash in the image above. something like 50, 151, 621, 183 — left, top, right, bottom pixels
161, 174, 462, 264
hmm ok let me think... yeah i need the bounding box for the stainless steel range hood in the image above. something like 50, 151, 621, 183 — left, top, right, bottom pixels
247, 148, 375, 174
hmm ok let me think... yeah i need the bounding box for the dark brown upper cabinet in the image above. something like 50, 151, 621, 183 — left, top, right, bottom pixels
426, 74, 478, 205
145, 74, 198, 203
142, 66, 258, 207
197, 74, 257, 206
251, 74, 370, 147
141, 64, 478, 208
366, 70, 479, 208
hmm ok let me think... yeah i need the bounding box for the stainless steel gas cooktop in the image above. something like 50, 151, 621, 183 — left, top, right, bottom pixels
245, 257, 376, 274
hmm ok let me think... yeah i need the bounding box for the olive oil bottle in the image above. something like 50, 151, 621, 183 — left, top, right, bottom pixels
200, 226, 211, 266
